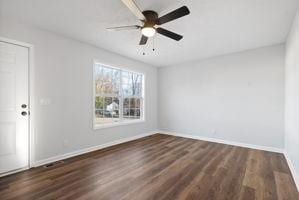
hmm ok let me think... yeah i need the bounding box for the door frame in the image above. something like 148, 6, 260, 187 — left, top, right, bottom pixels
0, 36, 35, 175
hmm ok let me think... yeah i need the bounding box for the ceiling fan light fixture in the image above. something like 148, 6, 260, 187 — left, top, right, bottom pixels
141, 27, 156, 37
110, 1, 190, 45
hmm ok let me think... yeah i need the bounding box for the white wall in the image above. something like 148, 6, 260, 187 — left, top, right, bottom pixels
0, 19, 157, 162
158, 45, 285, 148
285, 9, 299, 187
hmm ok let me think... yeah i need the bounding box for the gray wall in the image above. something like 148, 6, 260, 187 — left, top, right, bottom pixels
0, 18, 287, 164
285, 9, 299, 187
0, 19, 158, 162
158, 45, 285, 148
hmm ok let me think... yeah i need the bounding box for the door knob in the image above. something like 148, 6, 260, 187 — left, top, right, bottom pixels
21, 111, 27, 116
21, 104, 27, 108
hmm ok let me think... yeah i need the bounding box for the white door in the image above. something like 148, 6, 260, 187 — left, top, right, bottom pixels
0, 41, 29, 174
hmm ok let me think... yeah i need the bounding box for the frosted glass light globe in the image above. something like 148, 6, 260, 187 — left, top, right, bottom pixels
141, 27, 156, 37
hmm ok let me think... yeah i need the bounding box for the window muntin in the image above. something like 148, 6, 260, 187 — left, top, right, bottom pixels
94, 63, 144, 127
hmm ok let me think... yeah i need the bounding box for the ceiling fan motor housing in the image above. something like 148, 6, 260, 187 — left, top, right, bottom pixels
142, 10, 158, 28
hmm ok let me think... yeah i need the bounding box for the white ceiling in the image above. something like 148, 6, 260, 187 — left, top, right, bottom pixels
1, 0, 298, 67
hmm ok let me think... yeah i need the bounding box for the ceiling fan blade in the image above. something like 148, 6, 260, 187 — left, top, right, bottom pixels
157, 28, 183, 41
121, 0, 145, 20
106, 25, 141, 31
139, 35, 148, 45
156, 6, 190, 25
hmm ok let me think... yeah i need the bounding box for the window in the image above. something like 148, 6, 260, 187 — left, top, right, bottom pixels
93, 63, 144, 128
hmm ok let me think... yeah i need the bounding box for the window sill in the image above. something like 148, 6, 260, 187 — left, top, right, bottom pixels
93, 119, 145, 130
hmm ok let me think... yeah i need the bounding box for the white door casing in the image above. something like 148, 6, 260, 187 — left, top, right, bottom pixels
0, 41, 29, 174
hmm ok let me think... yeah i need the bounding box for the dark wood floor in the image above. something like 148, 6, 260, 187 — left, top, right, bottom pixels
0, 134, 298, 200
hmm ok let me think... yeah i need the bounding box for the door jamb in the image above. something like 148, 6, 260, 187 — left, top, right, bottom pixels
0, 36, 35, 169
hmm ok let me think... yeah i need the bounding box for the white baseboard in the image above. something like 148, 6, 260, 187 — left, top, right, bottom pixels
0, 167, 29, 178
283, 151, 299, 192
33, 131, 157, 167
158, 130, 283, 153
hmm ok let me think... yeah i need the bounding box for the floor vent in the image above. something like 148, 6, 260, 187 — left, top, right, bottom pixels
43, 160, 64, 168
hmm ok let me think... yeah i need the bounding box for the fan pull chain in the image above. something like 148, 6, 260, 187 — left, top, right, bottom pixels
142, 43, 146, 55
142, 36, 156, 55
152, 36, 155, 51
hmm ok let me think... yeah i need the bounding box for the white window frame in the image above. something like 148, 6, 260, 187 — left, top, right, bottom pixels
93, 61, 145, 129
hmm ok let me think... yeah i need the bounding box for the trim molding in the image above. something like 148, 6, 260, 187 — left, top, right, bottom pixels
33, 131, 157, 167
158, 131, 283, 153
0, 167, 29, 178
283, 151, 299, 192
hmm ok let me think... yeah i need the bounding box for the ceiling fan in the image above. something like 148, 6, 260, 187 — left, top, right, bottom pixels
107, 0, 190, 45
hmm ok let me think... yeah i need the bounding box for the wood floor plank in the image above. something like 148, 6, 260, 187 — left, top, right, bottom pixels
274, 171, 299, 200
239, 186, 256, 200
0, 134, 298, 200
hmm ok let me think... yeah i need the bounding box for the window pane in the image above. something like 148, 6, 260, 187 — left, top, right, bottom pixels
122, 72, 132, 96
130, 98, 136, 108
95, 97, 119, 124
122, 71, 142, 96
95, 110, 103, 116
123, 109, 141, 120
95, 97, 104, 109
95, 109, 106, 124
111, 98, 119, 119
95, 65, 120, 95
104, 97, 116, 123
123, 110, 130, 119
132, 109, 140, 119
123, 97, 142, 121
123, 97, 130, 120
123, 98, 130, 109
129, 109, 135, 116
136, 109, 141, 117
